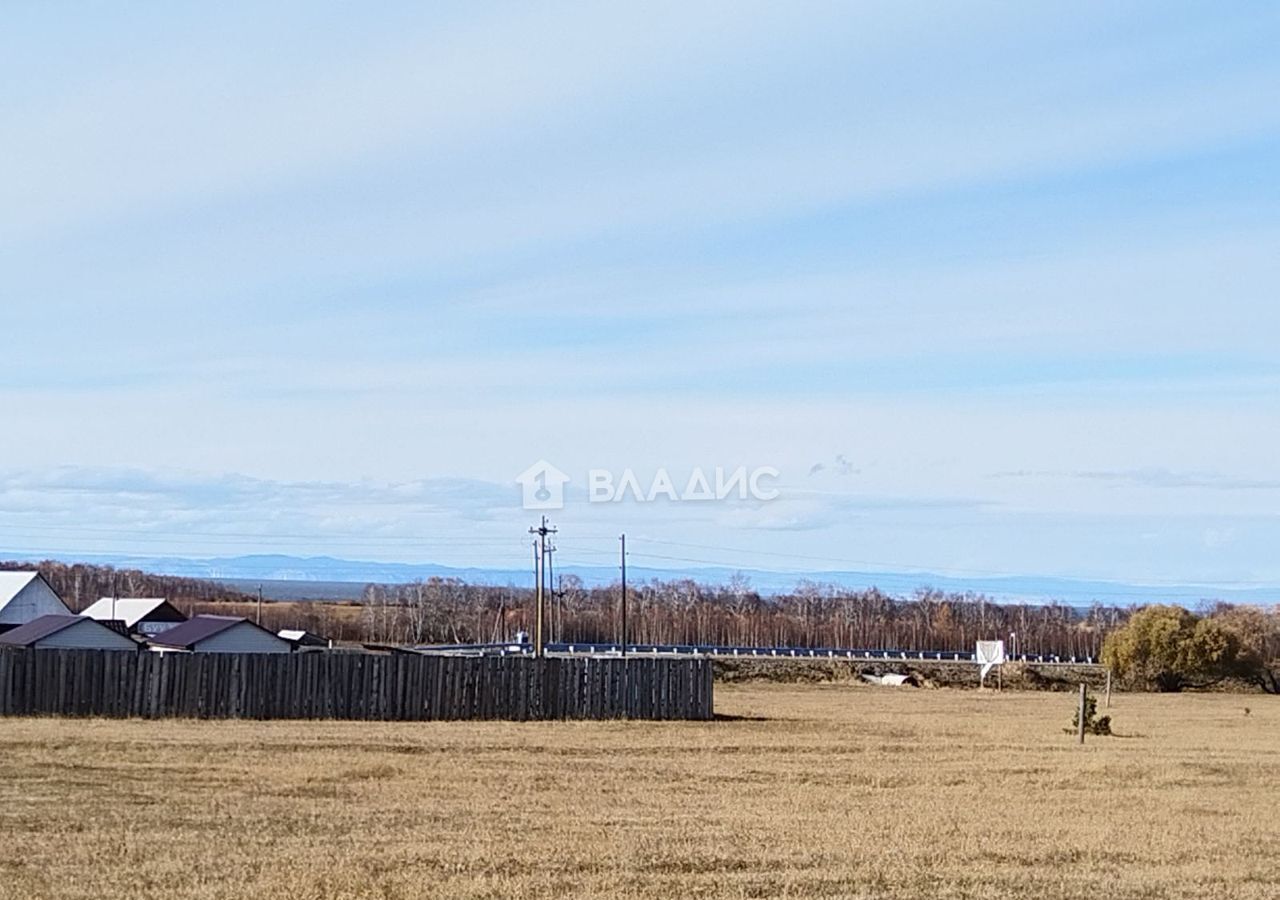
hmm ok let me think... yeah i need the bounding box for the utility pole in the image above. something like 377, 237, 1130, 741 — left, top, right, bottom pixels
545, 537, 557, 643
529, 516, 556, 658
529, 541, 539, 649
620, 532, 630, 717
492, 594, 506, 644
532, 539, 542, 655
620, 533, 627, 657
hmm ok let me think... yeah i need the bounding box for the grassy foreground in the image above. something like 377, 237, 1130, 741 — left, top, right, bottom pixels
0, 685, 1276, 899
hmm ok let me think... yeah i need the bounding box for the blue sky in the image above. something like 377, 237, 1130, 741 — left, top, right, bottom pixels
2, 2, 1279, 590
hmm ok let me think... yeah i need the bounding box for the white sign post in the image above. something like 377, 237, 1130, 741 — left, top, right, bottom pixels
976, 640, 1006, 688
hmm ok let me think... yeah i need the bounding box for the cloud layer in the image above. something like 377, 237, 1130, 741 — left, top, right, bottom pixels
2, 4, 1279, 587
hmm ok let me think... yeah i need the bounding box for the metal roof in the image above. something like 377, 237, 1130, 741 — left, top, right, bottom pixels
82, 597, 180, 627
279, 629, 328, 645
0, 572, 40, 607
147, 615, 248, 649
0, 614, 86, 646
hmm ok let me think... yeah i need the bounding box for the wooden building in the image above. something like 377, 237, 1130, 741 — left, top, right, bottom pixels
82, 597, 187, 636
0, 572, 72, 635
0, 615, 139, 651
148, 615, 291, 654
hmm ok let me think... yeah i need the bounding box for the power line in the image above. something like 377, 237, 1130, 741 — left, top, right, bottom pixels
614, 550, 1269, 601
2, 524, 1273, 598
620, 533, 627, 657
0, 523, 533, 545
628, 536, 1053, 578
623, 536, 1280, 592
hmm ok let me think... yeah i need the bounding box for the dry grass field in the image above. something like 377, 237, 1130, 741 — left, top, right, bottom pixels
1, 684, 1276, 900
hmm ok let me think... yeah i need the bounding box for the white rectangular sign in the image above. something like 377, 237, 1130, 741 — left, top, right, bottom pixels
976, 640, 1005, 684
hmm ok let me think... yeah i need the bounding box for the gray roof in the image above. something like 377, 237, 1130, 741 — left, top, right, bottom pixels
0, 572, 40, 606
148, 615, 250, 649
0, 615, 89, 646
279, 629, 328, 646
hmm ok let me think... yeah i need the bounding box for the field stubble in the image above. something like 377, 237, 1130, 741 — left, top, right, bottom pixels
0, 685, 1276, 899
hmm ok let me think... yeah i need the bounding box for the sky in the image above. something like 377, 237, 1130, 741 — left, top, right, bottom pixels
2, 2, 1279, 591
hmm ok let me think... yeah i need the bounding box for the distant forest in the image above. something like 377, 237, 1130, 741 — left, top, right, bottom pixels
9, 559, 1266, 660
360, 575, 1135, 659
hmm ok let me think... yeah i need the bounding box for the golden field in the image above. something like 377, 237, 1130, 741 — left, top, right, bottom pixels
0, 684, 1276, 900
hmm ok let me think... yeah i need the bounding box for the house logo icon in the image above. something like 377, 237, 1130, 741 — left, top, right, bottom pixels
516, 460, 570, 510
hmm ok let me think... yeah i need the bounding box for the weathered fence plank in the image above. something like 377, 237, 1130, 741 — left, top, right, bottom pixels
0, 648, 712, 721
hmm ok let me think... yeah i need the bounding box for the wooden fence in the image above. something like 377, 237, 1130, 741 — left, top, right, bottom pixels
0, 649, 714, 721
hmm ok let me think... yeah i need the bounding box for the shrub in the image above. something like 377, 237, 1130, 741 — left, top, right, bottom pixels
1101, 605, 1253, 692
1070, 694, 1111, 736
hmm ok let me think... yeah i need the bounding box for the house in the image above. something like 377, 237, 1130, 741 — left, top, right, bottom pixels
148, 615, 291, 654
82, 597, 187, 636
0, 572, 73, 634
278, 629, 330, 649
0, 615, 139, 651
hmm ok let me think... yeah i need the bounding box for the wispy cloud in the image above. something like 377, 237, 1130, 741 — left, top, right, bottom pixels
993, 468, 1280, 491
0, 467, 525, 560
2, 5, 1279, 585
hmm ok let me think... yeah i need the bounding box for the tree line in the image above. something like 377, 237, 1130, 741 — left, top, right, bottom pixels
12, 559, 1278, 685
360, 574, 1134, 659
1103, 603, 1280, 692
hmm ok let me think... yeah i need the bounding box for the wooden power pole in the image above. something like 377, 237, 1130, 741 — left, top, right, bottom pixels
529, 516, 556, 658
619, 533, 627, 657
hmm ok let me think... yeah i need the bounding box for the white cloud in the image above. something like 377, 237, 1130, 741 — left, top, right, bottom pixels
2, 5, 1278, 586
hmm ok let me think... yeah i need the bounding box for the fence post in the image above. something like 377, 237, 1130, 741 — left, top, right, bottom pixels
1077, 683, 1087, 745
1105, 668, 1112, 709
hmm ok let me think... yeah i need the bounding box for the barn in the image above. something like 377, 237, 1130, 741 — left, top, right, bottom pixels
0, 572, 73, 635
82, 597, 187, 636
0, 615, 140, 651
148, 615, 291, 654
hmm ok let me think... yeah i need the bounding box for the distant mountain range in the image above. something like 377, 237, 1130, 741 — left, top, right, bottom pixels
2, 550, 1276, 607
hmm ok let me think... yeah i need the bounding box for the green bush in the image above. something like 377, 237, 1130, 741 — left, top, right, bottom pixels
1070, 694, 1111, 736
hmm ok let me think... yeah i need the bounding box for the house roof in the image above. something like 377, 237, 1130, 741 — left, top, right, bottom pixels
82, 597, 178, 627
279, 629, 328, 646
148, 615, 249, 649
0, 572, 41, 607
0, 615, 88, 646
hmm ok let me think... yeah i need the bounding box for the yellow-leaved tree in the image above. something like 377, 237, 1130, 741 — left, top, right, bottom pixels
1101, 605, 1256, 692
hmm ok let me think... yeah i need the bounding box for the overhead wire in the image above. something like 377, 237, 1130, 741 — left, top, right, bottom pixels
1, 520, 1273, 598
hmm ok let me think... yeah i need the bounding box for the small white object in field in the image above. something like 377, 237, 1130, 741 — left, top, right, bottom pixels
976, 640, 1006, 685
860, 673, 913, 687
